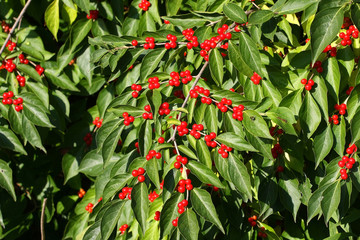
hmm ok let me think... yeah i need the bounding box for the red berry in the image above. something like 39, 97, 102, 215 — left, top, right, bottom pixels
132, 40, 138, 46
138, 175, 145, 182
132, 170, 139, 177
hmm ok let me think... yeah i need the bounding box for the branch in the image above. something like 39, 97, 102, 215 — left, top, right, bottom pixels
40, 198, 47, 240
0, 0, 32, 57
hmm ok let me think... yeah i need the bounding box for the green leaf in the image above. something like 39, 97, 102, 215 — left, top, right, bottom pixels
249, 10, 274, 25
196, 140, 212, 169
0, 126, 27, 155
160, 193, 183, 238
322, 57, 340, 100
351, 110, 360, 143
20, 92, 54, 128
146, 158, 160, 189
8, 106, 23, 135
204, 104, 218, 134
100, 200, 125, 239
243, 110, 273, 139
310, 7, 344, 63
96, 119, 122, 152
0, 160, 16, 201
16, 64, 43, 82
73, 0, 90, 12
321, 181, 341, 223
278, 0, 320, 14
314, 125, 333, 169
102, 174, 133, 203
62, 153, 79, 184
178, 145, 197, 159
332, 117, 346, 156
311, 75, 328, 119
307, 182, 332, 224
140, 48, 167, 81
178, 209, 199, 240
108, 105, 144, 116
299, 91, 321, 138
216, 132, 257, 152
97, 84, 114, 118
238, 32, 266, 78
102, 125, 124, 164
139, 11, 156, 35
45, 0, 60, 41
259, 178, 278, 216
228, 40, 253, 77
245, 129, 274, 160
352, 3, 360, 30
131, 182, 149, 233
83, 221, 101, 240
228, 153, 252, 201
166, 0, 182, 16
139, 121, 153, 156
266, 107, 297, 136
21, 115, 45, 152
278, 175, 302, 221
223, 3, 247, 23
44, 68, 79, 92
209, 48, 223, 85
191, 188, 224, 233
162, 14, 206, 28
187, 161, 224, 188
79, 150, 103, 177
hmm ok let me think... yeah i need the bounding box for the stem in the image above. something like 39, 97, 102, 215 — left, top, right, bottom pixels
252, 2, 261, 9
0, 0, 32, 57
40, 198, 47, 240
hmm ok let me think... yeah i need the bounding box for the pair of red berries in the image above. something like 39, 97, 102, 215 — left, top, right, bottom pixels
172, 217, 179, 227
146, 150, 162, 160
85, 203, 93, 213
177, 179, 193, 193
6, 40, 16, 52
311, 61, 323, 73
119, 187, 132, 200
35, 64, 44, 75
346, 86, 354, 95
271, 143, 284, 159
132, 167, 145, 177
148, 191, 159, 202
18, 54, 29, 64
323, 45, 337, 57
204, 132, 217, 148
270, 126, 284, 136
93, 117, 103, 128
177, 121, 189, 136
174, 155, 189, 169
1, 21, 10, 33
329, 114, 340, 125
159, 102, 171, 115
123, 112, 135, 126
119, 224, 129, 234
248, 215, 258, 227
77, 188, 86, 198
218, 144, 232, 158
154, 211, 161, 221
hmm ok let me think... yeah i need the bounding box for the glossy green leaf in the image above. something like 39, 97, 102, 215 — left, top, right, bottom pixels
228, 153, 252, 201
0, 160, 16, 201
196, 140, 212, 169
266, 107, 297, 136
0, 126, 27, 155
332, 117, 346, 156
79, 150, 103, 177
209, 48, 223, 85
278, 0, 319, 14
146, 158, 160, 189
100, 200, 125, 239
322, 57, 340, 100
314, 125, 333, 169
45, 0, 60, 41
243, 110, 273, 139
204, 104, 218, 134
351, 110, 360, 143
279, 175, 302, 221
299, 91, 321, 138
102, 125, 124, 164
139, 121, 153, 156
228, 40, 253, 77
216, 132, 257, 152
321, 181, 341, 223
178, 209, 199, 240
140, 48, 167, 81
307, 182, 332, 224
160, 193, 183, 238
131, 182, 149, 233
21, 115, 45, 152
187, 161, 224, 188
223, 3, 247, 24
249, 10, 274, 25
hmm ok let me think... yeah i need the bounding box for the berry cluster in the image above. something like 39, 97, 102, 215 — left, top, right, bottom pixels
18, 54, 29, 64
77, 188, 86, 198
174, 155, 188, 169
177, 121, 189, 136
148, 76, 160, 90
250, 72, 261, 85
154, 211, 161, 221
6, 40, 16, 52
132, 167, 146, 182
311, 60, 323, 73
329, 114, 339, 125
146, 150, 162, 160
346, 86, 354, 95
1, 21, 10, 33
119, 224, 129, 234
322, 45, 337, 57
216, 98, 232, 113
92, 117, 103, 128
271, 143, 284, 158
165, 34, 177, 49
248, 215, 258, 227
85, 203, 93, 213
174, 90, 185, 99
131, 83, 142, 98
177, 179, 193, 193
190, 85, 210, 98
334, 103, 347, 115
142, 109, 153, 120
218, 144, 232, 158
35, 64, 44, 75
231, 105, 245, 121
177, 199, 189, 214
122, 112, 135, 126
148, 191, 159, 202
199, 24, 231, 61
138, 0, 151, 11
143, 37, 155, 50
258, 227, 268, 238
189, 123, 204, 139
2, 92, 24, 112
339, 25, 358, 46
338, 144, 357, 180
119, 187, 132, 200
83, 133, 93, 146
86, 10, 99, 20
159, 102, 170, 115
182, 28, 199, 50
204, 132, 217, 148
2, 59, 16, 72
169, 71, 181, 86
301, 78, 315, 91
342, 17, 352, 29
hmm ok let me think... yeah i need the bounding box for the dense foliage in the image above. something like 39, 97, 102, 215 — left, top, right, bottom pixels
1, 0, 360, 239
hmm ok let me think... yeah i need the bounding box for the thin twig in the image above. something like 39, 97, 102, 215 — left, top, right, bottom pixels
0, 0, 32, 57
40, 198, 47, 240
